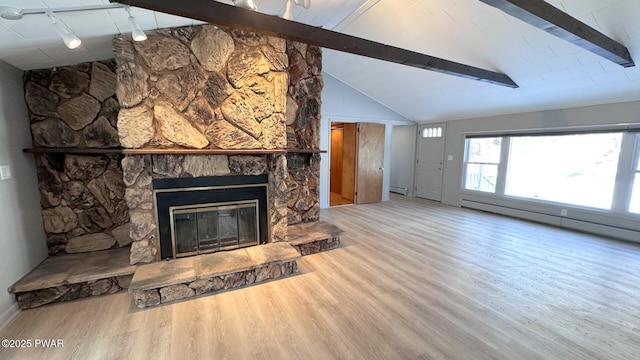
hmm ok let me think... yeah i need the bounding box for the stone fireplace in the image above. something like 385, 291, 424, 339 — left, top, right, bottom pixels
115, 25, 322, 265
24, 22, 321, 267
14, 22, 325, 309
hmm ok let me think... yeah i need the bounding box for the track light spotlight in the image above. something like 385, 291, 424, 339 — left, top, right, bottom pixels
47, 11, 81, 49
282, 0, 311, 20
125, 6, 147, 41
295, 0, 311, 9
284, 0, 293, 20
233, 0, 258, 11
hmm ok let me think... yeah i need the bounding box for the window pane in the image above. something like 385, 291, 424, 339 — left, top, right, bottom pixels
635, 137, 640, 171
630, 174, 640, 214
505, 133, 622, 209
465, 164, 498, 193
467, 137, 502, 163
422, 129, 429, 138
437, 128, 442, 137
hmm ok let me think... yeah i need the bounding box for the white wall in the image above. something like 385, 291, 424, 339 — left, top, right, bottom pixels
0, 61, 48, 328
441, 100, 640, 240
320, 73, 414, 208
390, 125, 417, 196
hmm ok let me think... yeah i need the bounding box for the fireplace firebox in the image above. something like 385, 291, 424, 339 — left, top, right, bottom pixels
154, 175, 269, 259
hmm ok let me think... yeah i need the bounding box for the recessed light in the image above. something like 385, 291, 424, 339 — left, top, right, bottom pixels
0, 6, 23, 20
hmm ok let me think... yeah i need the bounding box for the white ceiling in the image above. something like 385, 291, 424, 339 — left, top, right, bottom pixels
1, 0, 639, 123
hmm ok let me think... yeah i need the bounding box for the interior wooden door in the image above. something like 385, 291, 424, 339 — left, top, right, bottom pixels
356, 123, 385, 204
342, 123, 357, 202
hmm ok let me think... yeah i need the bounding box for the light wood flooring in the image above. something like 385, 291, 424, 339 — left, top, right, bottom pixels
329, 192, 353, 206
1, 195, 639, 360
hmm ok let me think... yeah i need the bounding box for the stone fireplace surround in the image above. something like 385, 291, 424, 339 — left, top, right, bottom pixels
122, 153, 288, 264
29, 24, 322, 264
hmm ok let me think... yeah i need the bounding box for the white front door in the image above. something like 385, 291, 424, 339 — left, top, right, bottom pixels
415, 123, 446, 201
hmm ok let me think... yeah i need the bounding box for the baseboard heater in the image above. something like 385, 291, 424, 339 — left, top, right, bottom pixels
460, 199, 640, 244
390, 185, 408, 196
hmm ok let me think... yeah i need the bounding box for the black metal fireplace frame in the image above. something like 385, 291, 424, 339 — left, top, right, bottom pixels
154, 175, 269, 260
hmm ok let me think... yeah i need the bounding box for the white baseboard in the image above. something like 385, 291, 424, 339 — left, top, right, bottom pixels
460, 199, 640, 243
0, 302, 20, 331
390, 185, 408, 196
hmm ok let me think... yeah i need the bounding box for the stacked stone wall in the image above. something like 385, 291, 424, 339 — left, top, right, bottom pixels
285, 41, 322, 224
114, 25, 288, 150
24, 61, 130, 255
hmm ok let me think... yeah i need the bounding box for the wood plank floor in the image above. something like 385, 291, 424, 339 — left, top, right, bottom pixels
330, 191, 353, 206
1, 195, 639, 360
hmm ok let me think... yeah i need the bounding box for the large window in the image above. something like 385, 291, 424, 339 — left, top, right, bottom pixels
462, 131, 640, 215
505, 133, 622, 209
463, 137, 502, 193
630, 135, 640, 214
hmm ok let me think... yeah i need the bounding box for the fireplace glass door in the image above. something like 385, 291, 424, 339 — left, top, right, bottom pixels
170, 200, 259, 258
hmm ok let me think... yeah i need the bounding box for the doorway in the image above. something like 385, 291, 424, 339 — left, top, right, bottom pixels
330, 122, 385, 206
415, 123, 446, 201
330, 123, 356, 206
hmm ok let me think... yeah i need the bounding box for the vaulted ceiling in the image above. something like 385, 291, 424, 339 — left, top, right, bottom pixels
1, 0, 639, 122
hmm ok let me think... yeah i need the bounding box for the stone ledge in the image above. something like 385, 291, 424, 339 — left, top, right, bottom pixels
7, 247, 135, 309
13, 275, 133, 310
8, 247, 135, 294
286, 221, 343, 255
129, 243, 301, 308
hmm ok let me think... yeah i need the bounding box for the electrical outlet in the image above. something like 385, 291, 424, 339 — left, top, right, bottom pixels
560, 209, 568, 217
0, 165, 11, 180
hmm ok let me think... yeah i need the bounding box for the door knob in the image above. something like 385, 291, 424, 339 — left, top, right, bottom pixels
379, 167, 384, 171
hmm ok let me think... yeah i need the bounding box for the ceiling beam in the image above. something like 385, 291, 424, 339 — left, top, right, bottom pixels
111, 0, 518, 88
478, 0, 634, 68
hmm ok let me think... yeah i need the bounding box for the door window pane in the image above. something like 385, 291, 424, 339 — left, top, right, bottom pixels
505, 133, 622, 209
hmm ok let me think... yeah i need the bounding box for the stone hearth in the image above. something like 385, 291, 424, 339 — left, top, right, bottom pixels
129, 242, 300, 308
